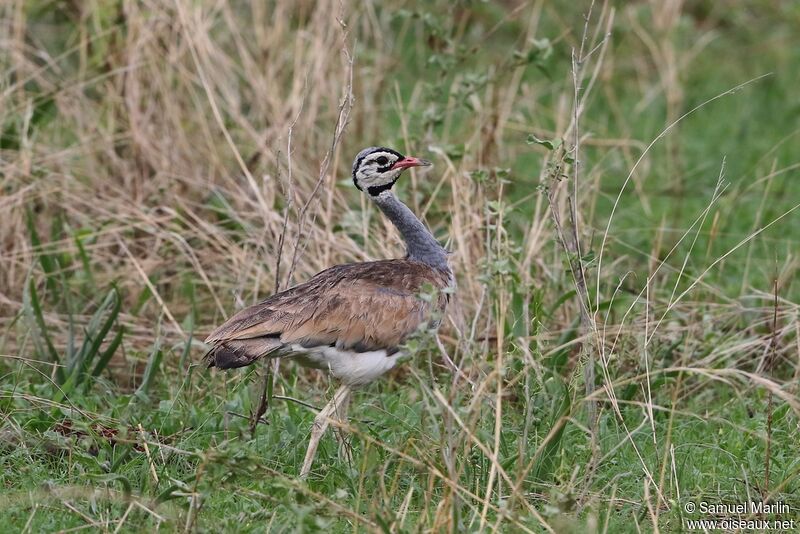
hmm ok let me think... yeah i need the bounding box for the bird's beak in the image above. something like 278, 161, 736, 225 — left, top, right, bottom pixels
391, 156, 432, 170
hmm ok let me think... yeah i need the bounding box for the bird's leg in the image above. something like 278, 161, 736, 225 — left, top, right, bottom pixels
249, 359, 279, 437
332, 388, 353, 467
300, 384, 351, 479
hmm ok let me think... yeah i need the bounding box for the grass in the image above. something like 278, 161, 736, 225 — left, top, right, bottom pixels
2, 0, 800, 531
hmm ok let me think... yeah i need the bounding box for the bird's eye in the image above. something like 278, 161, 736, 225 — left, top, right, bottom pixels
376, 156, 389, 166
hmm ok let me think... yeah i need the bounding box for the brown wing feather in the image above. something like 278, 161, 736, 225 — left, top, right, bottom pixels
205, 259, 451, 369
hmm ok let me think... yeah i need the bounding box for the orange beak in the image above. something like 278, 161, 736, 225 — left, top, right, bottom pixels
391, 156, 432, 170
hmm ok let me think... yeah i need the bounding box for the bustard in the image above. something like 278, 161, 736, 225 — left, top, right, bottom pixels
205, 147, 453, 477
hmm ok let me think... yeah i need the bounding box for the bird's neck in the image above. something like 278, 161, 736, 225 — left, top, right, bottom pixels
373, 191, 449, 270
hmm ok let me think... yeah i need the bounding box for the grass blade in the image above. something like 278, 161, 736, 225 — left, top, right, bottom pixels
25, 208, 59, 297
23, 278, 64, 384
136, 324, 163, 397
71, 287, 121, 383
91, 326, 124, 378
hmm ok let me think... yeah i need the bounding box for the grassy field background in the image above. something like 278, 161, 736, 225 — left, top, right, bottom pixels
2, 0, 799, 532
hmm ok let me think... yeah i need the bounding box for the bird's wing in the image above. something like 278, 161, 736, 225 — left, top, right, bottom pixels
205, 260, 451, 364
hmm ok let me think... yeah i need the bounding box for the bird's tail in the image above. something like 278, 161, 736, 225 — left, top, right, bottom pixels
205, 337, 283, 369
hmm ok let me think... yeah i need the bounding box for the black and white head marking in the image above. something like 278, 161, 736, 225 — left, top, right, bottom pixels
352, 147, 405, 196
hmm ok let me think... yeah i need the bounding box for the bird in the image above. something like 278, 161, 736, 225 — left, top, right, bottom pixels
205, 146, 454, 477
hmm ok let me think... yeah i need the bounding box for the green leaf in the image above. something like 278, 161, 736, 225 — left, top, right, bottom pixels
71, 287, 121, 382
136, 331, 163, 397
91, 326, 124, 378
25, 208, 60, 297
155, 483, 189, 504
526, 134, 561, 151
23, 278, 64, 383
74, 230, 96, 291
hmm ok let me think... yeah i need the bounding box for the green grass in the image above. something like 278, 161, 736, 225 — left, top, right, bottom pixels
2, 1, 800, 532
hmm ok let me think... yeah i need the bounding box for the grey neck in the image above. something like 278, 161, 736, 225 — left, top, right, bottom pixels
372, 191, 449, 270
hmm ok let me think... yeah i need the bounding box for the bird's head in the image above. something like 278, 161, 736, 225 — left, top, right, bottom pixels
352, 146, 432, 196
